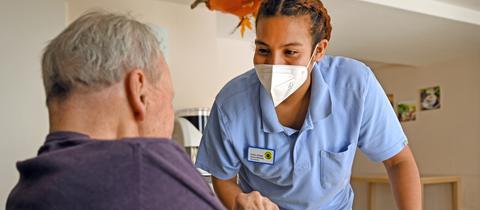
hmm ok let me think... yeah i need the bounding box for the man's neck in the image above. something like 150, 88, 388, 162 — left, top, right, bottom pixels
48, 90, 138, 140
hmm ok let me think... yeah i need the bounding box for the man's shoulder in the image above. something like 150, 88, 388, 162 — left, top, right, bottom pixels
123, 138, 186, 157
114, 138, 202, 181
129, 138, 197, 174
8, 138, 223, 210
124, 138, 225, 210
35, 137, 194, 177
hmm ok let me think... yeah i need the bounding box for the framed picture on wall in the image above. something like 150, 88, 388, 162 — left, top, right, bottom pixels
420, 86, 441, 111
398, 101, 417, 122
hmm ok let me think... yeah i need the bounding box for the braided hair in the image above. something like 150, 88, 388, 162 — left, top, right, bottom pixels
256, 0, 332, 50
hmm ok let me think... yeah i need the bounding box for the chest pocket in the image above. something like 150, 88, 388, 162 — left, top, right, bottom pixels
320, 143, 356, 189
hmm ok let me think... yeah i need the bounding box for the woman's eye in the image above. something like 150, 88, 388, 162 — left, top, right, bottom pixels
285, 50, 298, 56
257, 48, 270, 55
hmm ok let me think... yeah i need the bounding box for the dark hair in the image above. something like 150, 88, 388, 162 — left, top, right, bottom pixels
256, 0, 332, 49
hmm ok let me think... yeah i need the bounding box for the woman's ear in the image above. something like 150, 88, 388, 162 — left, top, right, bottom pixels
125, 69, 147, 122
314, 39, 329, 61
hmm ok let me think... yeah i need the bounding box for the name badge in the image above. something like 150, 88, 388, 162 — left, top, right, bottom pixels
247, 147, 275, 165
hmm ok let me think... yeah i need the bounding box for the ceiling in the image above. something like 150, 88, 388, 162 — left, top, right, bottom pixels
160, 0, 480, 67
434, 0, 480, 11
165, 0, 480, 11
324, 0, 480, 66
163, 0, 196, 4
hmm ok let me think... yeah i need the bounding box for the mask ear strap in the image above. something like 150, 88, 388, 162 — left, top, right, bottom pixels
306, 43, 320, 70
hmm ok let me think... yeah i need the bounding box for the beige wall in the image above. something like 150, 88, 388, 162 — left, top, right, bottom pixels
352, 57, 480, 210
0, 0, 66, 207
67, 0, 254, 111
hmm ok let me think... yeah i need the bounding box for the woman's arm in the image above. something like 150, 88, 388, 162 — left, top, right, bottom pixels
212, 176, 279, 210
383, 145, 422, 210
212, 176, 243, 209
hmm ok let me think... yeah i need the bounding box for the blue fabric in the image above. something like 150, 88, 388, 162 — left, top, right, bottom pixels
196, 55, 407, 210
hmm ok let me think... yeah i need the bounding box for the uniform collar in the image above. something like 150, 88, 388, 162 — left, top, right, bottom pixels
260, 85, 284, 133
259, 59, 332, 134
309, 58, 332, 123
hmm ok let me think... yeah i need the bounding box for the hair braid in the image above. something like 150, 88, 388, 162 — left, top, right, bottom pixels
256, 0, 333, 47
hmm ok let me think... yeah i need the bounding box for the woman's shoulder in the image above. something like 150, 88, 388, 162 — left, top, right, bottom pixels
319, 55, 373, 90
320, 55, 371, 76
214, 69, 259, 106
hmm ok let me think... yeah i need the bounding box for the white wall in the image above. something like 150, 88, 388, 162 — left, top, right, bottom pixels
0, 0, 66, 207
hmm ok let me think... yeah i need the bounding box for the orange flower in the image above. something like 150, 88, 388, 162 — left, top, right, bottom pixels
205, 0, 260, 17
191, 0, 261, 37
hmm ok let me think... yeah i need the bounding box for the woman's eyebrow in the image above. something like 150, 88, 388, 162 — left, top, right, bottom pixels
255, 40, 269, 46
282, 42, 302, 47
254, 40, 303, 47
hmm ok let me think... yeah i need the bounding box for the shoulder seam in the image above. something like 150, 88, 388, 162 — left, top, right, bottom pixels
133, 142, 142, 209
214, 102, 235, 146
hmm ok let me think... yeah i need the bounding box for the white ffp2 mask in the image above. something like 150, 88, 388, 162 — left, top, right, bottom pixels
255, 48, 318, 107
255, 64, 308, 107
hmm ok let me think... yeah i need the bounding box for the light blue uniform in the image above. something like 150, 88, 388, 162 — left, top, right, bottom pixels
196, 55, 407, 210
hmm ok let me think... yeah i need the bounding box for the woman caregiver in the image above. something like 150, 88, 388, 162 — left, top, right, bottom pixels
196, 0, 421, 209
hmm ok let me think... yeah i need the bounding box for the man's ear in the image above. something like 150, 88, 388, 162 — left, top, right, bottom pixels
314, 39, 329, 62
125, 69, 147, 122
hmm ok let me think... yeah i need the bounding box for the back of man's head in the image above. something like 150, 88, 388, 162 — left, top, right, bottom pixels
42, 11, 174, 139
42, 11, 161, 102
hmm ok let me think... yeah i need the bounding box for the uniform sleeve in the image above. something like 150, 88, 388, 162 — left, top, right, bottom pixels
358, 70, 408, 162
195, 102, 241, 180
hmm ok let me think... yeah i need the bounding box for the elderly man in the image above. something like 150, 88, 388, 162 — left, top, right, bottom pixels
6, 11, 224, 210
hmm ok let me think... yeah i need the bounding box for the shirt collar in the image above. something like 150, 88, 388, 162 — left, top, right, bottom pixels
45, 131, 91, 143
259, 59, 332, 134
39, 131, 91, 155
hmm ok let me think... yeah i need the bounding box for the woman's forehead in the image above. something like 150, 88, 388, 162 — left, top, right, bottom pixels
255, 15, 312, 47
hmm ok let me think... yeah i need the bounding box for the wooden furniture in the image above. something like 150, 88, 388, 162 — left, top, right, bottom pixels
351, 175, 461, 210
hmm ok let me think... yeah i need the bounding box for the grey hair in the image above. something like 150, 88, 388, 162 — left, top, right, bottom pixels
42, 10, 162, 102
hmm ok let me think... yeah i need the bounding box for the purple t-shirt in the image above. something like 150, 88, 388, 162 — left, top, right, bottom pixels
6, 132, 225, 210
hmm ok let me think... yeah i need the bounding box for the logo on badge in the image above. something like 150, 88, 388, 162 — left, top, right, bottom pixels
264, 151, 273, 160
